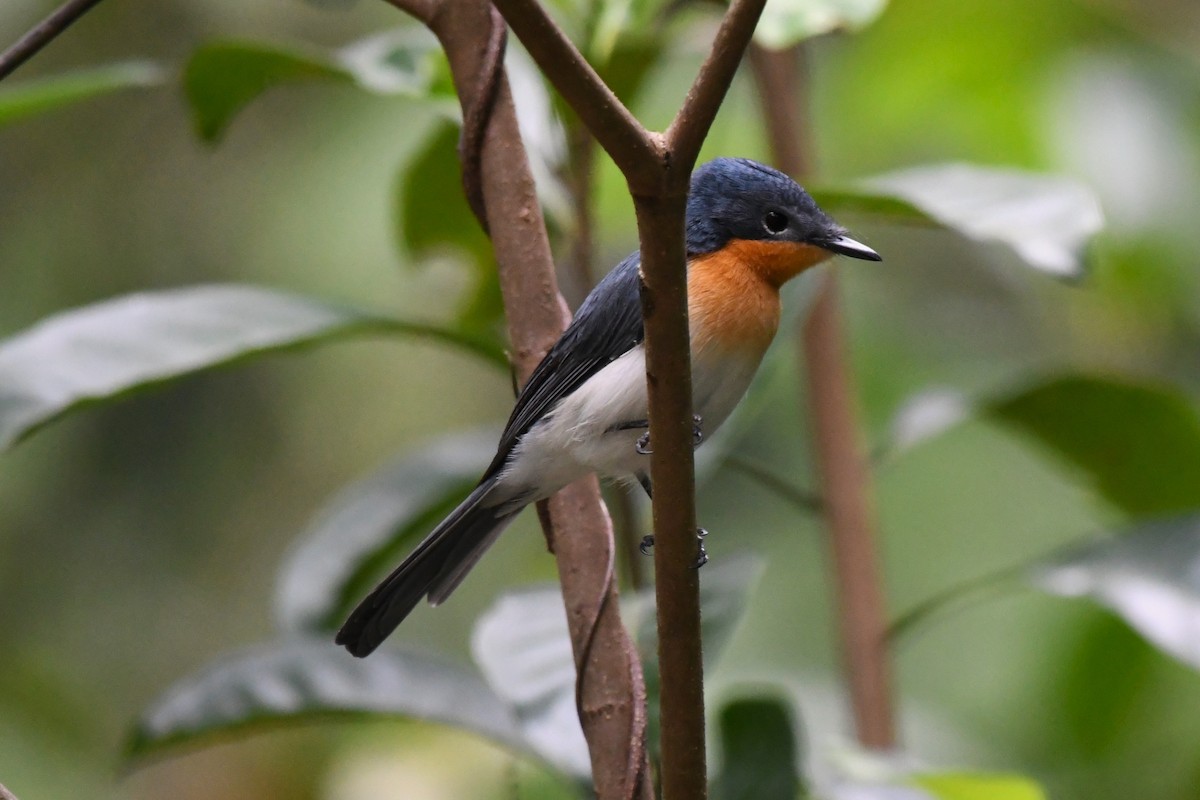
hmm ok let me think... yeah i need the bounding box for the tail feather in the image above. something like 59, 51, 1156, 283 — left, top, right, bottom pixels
336, 480, 516, 658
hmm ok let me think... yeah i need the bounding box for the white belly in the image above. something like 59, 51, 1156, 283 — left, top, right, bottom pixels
494, 340, 766, 506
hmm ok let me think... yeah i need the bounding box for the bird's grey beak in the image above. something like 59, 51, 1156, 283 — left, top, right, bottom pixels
820, 235, 882, 262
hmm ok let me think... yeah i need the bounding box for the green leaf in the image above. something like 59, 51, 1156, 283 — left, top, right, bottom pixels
989, 375, 1200, 516
815, 164, 1105, 278
1031, 514, 1200, 671
184, 31, 451, 142
913, 773, 1047, 800
754, 0, 888, 49
126, 638, 526, 761
185, 42, 353, 141
713, 696, 802, 800
275, 430, 494, 633
397, 121, 502, 327
0, 285, 505, 452
1056, 613, 1156, 754
0, 61, 162, 128
471, 587, 591, 779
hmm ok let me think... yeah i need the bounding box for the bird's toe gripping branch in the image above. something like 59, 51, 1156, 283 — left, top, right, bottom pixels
631, 414, 704, 455
639, 527, 709, 568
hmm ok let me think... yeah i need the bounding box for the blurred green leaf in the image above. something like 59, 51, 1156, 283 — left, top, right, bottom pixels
275, 430, 494, 633
471, 587, 591, 779
816, 164, 1105, 278
913, 772, 1046, 800
0, 285, 505, 452
1056, 613, 1156, 755
713, 696, 802, 800
989, 375, 1200, 516
754, 0, 888, 49
126, 639, 526, 760
1031, 514, 1200, 671
184, 31, 451, 142
185, 42, 353, 141
0, 61, 162, 128
397, 121, 502, 327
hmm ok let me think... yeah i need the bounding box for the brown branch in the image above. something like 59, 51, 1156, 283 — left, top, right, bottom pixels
420, 1, 655, 796
0, 0, 106, 81
750, 42, 896, 749
633, 189, 705, 800
489, 0, 660, 178
0, 781, 17, 800
494, 2, 768, 796
665, 0, 769, 169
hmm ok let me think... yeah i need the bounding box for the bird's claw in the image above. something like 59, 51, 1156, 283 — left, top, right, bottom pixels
691, 527, 709, 569
634, 415, 703, 455
637, 528, 708, 568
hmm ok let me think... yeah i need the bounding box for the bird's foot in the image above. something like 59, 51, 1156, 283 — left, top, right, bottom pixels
631, 415, 703, 455
637, 528, 709, 568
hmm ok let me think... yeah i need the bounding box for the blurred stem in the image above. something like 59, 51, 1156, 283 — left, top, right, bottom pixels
887, 563, 1028, 644
723, 454, 822, 514
0, 0, 106, 81
750, 42, 897, 750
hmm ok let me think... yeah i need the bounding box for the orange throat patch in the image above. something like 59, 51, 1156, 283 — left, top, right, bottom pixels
688, 239, 830, 355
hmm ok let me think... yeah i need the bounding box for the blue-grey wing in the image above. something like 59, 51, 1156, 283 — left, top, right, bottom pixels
484, 251, 644, 477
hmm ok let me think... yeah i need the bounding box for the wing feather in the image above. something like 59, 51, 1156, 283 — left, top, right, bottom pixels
484, 252, 644, 477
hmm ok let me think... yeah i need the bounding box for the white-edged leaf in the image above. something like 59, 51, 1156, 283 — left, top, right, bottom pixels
0, 285, 504, 452
471, 586, 591, 778
883, 388, 972, 456
754, 0, 888, 49
185, 32, 453, 141
126, 638, 526, 760
276, 430, 495, 633
1031, 514, 1200, 670
818, 164, 1104, 278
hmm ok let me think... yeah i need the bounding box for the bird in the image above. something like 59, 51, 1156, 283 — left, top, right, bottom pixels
336, 157, 880, 657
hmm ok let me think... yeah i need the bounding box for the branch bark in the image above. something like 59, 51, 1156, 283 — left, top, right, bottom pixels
492, 4, 767, 797
418, 1, 655, 796
750, 42, 897, 749
0, 0, 107, 81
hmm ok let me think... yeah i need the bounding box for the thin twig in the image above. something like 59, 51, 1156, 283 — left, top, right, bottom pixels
490, 0, 660, 177
751, 41, 896, 750
665, 0, 769, 168
0, 0, 107, 81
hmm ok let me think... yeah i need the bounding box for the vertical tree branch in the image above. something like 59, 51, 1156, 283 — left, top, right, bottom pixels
750, 42, 897, 749
418, 2, 655, 796
0, 0, 107, 81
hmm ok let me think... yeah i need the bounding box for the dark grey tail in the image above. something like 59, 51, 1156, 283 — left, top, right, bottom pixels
336, 479, 518, 658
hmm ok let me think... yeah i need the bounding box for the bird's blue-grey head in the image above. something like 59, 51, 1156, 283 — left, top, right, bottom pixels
685, 158, 880, 261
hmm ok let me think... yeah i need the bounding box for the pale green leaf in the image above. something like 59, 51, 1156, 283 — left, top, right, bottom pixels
0, 61, 162, 127
913, 772, 1046, 800
754, 0, 888, 49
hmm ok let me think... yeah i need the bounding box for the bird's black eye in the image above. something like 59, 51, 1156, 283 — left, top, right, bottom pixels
763, 210, 788, 234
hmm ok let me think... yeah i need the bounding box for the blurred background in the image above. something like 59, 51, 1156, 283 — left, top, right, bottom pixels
2, 0, 1199, 797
